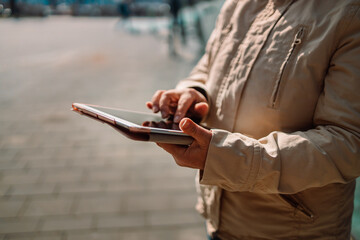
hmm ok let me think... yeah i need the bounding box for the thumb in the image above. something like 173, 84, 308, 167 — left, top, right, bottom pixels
179, 118, 210, 144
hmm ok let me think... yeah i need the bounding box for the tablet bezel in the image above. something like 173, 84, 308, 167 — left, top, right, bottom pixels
72, 103, 193, 144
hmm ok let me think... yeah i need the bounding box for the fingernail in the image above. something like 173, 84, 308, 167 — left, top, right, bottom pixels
161, 111, 168, 118
153, 106, 159, 112
181, 119, 189, 129
174, 116, 181, 123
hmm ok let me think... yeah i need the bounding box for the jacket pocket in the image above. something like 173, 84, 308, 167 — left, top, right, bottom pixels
279, 194, 315, 222
269, 26, 306, 109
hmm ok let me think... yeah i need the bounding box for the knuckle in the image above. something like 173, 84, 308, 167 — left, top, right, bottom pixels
175, 110, 183, 116
162, 92, 171, 98
189, 123, 197, 134
159, 105, 168, 112
186, 88, 194, 93
159, 98, 169, 108
163, 90, 176, 98
179, 95, 193, 106
155, 90, 164, 95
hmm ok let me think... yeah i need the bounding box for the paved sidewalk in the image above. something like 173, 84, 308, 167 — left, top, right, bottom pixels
0, 16, 207, 240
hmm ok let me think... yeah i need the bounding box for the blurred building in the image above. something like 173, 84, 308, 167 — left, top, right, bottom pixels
0, 0, 217, 17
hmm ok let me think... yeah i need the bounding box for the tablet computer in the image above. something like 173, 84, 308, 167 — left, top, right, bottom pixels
72, 103, 193, 145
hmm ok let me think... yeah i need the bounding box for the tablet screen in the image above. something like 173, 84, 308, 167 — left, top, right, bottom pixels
91, 106, 180, 130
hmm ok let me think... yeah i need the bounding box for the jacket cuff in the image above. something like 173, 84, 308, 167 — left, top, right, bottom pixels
175, 80, 211, 123
190, 87, 208, 101
200, 129, 261, 192
176, 78, 207, 92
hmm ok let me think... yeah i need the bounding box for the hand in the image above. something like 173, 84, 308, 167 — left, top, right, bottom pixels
146, 88, 209, 123
157, 118, 212, 170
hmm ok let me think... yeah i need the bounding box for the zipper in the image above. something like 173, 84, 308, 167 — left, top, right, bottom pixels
280, 194, 314, 220
270, 27, 305, 108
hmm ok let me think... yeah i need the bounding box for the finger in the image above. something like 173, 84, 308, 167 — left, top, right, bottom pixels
168, 105, 177, 116
174, 93, 194, 123
171, 122, 180, 130
179, 118, 211, 145
149, 121, 159, 128
159, 90, 179, 118
146, 101, 153, 110
151, 90, 165, 113
193, 102, 209, 117
142, 121, 150, 127
157, 143, 188, 166
156, 142, 185, 156
157, 121, 168, 129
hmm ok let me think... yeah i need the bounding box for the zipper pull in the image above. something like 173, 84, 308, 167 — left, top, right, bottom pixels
222, 23, 233, 35
294, 28, 304, 45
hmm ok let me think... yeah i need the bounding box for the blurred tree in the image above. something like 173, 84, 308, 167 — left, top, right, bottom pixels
49, 0, 57, 9
10, 0, 18, 17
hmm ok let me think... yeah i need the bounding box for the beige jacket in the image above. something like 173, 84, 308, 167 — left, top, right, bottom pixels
177, 0, 360, 239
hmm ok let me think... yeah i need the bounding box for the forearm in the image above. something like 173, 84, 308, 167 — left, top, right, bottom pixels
201, 125, 360, 194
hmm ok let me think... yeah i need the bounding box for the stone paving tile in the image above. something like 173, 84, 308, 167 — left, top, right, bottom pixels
0, 122, 41, 136
58, 182, 104, 195
22, 196, 74, 217
41, 216, 93, 232
104, 182, 145, 193
4, 233, 62, 240
8, 183, 56, 197
0, 121, 14, 133
26, 159, 69, 169
124, 193, 172, 212
97, 213, 146, 229
65, 227, 206, 240
146, 176, 195, 192
53, 147, 94, 161
89, 146, 129, 160
147, 210, 203, 227
104, 156, 148, 168
146, 227, 206, 240
0, 185, 9, 197
67, 157, 105, 168
106, 154, 154, 167
142, 167, 197, 180
41, 169, 85, 184
123, 192, 196, 213
0, 219, 39, 234
0, 160, 27, 171
0, 135, 34, 149
74, 196, 122, 214
0, 199, 25, 217
171, 192, 198, 209
0, 170, 42, 185
85, 168, 128, 182
17, 147, 58, 162
66, 230, 147, 240
0, 149, 19, 162
66, 231, 122, 240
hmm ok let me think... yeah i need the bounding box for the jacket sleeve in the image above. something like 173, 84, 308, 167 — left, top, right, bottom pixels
200, 9, 360, 194
175, 34, 214, 109
175, 0, 234, 92
175, 33, 215, 92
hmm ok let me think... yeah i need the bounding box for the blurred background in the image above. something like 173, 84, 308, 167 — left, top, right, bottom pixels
0, 0, 359, 239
